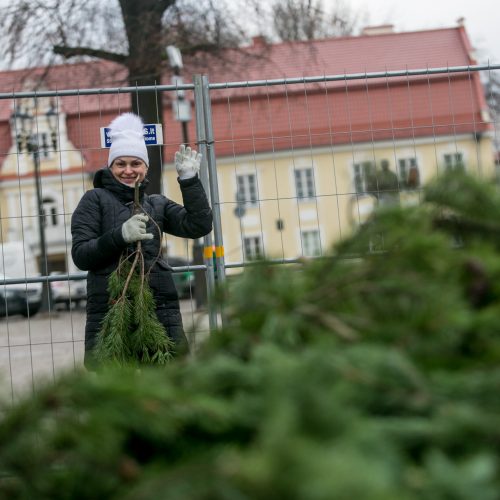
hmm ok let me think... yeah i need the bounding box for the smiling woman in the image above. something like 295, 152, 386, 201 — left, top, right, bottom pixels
70, 112, 213, 367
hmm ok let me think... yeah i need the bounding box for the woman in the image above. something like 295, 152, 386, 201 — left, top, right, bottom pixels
71, 112, 212, 367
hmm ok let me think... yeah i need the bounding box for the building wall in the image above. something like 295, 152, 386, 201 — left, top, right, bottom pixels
0, 66, 495, 275
0, 100, 87, 273
163, 132, 496, 265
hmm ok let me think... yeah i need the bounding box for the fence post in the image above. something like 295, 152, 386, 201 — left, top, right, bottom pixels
193, 75, 218, 331
201, 75, 226, 289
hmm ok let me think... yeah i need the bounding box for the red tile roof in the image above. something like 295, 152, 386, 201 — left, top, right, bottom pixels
206, 26, 476, 83
0, 26, 492, 170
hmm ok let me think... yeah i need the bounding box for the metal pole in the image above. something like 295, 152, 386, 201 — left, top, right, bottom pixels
178, 102, 206, 310
179, 86, 206, 310
172, 66, 207, 310
193, 74, 217, 330
32, 146, 52, 312
201, 75, 226, 287
181, 121, 189, 146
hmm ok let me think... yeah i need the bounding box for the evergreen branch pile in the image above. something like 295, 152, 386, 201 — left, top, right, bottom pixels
1, 170, 500, 498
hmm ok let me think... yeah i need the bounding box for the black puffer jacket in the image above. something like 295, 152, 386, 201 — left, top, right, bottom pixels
71, 168, 212, 364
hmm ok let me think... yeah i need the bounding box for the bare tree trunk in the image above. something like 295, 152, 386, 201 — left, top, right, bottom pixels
120, 0, 174, 195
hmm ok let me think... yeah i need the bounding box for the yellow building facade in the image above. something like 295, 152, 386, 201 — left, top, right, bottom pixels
163, 131, 496, 266
0, 97, 86, 273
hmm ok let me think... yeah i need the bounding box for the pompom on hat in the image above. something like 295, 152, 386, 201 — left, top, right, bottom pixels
107, 112, 149, 167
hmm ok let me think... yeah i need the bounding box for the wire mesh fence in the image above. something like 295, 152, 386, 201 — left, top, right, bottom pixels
1, 63, 499, 401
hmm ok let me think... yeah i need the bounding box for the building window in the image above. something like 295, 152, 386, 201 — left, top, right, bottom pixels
301, 230, 321, 257
237, 174, 258, 207
42, 197, 58, 226
444, 152, 465, 172
353, 161, 376, 193
294, 168, 315, 200
35, 133, 53, 159
243, 236, 263, 260
398, 157, 420, 189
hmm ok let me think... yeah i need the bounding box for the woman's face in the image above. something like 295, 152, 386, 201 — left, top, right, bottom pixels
110, 157, 148, 186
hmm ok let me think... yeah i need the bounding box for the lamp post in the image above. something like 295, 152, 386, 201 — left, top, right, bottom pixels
10, 102, 57, 312
166, 46, 207, 309
166, 45, 191, 146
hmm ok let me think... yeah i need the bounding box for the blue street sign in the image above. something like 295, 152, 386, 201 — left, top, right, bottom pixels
100, 124, 163, 148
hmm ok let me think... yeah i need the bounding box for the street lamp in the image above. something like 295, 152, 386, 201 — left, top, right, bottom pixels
166, 45, 191, 146
166, 46, 207, 309
45, 105, 59, 150
10, 102, 57, 312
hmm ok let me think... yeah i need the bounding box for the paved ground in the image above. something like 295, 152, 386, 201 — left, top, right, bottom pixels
0, 300, 211, 402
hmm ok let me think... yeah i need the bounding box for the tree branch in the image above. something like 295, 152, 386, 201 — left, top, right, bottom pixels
157, 0, 174, 11
53, 45, 127, 64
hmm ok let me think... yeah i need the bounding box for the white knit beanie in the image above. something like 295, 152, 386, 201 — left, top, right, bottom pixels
107, 112, 149, 167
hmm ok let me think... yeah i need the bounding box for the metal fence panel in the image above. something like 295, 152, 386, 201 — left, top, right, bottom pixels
1, 63, 499, 401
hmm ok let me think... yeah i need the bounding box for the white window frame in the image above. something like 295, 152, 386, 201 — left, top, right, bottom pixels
236, 173, 258, 207
34, 132, 55, 159
397, 157, 420, 189
353, 161, 376, 193
243, 235, 263, 261
294, 167, 316, 201
443, 152, 465, 171
42, 197, 59, 227
300, 229, 321, 257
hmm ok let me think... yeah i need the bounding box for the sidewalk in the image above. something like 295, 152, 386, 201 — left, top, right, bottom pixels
0, 300, 213, 402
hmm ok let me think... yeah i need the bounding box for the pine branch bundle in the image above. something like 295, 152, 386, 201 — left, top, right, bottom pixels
95, 295, 133, 363
128, 268, 173, 365
94, 182, 175, 366
95, 258, 174, 366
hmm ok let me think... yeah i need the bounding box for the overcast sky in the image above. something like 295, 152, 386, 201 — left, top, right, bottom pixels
336, 0, 500, 64
1, 1, 499, 71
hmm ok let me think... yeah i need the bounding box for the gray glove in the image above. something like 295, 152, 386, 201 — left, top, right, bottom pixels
175, 145, 202, 180
121, 214, 153, 243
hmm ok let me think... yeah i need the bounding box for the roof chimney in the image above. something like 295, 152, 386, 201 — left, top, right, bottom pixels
251, 35, 267, 48
361, 24, 395, 36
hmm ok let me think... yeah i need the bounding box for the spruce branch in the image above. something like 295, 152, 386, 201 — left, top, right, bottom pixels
94, 181, 175, 366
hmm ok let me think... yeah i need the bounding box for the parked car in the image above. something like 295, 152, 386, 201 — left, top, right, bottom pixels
50, 272, 87, 309
0, 273, 42, 318
165, 257, 196, 299
1, 242, 42, 318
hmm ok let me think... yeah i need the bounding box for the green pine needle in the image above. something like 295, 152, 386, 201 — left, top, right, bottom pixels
94, 251, 174, 366
95, 298, 132, 364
